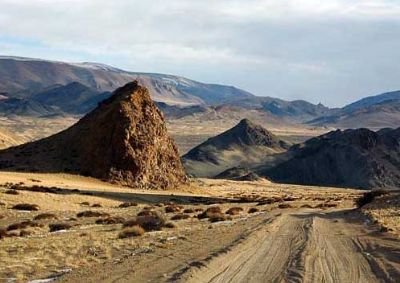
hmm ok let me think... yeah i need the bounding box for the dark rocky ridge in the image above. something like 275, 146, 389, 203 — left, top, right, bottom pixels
0, 81, 187, 189
260, 128, 400, 189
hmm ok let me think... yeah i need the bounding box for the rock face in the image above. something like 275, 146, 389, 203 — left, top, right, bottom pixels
182, 119, 290, 177
0, 81, 187, 189
260, 128, 400, 189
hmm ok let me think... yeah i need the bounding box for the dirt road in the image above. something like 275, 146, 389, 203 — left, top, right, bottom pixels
180, 210, 400, 283
59, 209, 400, 283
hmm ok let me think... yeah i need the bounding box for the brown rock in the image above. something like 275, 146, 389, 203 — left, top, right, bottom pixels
0, 81, 187, 189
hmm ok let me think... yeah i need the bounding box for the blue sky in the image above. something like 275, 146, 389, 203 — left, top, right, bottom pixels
0, 0, 399, 107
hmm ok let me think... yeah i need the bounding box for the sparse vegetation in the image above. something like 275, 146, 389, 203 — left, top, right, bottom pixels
96, 216, 125, 225
12, 203, 39, 211
248, 207, 259, 213
7, 220, 41, 231
136, 214, 165, 231
198, 206, 222, 219
91, 203, 102, 208
49, 223, 72, 232
118, 202, 138, 208
34, 213, 58, 220
165, 204, 183, 213
208, 213, 228, 223
4, 189, 19, 195
355, 190, 390, 208
77, 211, 110, 218
226, 207, 243, 215
118, 226, 144, 238
171, 214, 190, 221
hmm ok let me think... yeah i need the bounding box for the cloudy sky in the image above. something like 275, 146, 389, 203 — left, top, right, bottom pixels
0, 0, 399, 107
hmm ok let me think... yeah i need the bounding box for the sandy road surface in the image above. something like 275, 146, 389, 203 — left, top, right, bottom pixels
58, 209, 400, 283
180, 210, 400, 283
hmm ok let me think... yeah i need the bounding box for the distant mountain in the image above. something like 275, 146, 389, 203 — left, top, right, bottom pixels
259, 128, 400, 189
343, 90, 400, 113
182, 118, 290, 177
0, 97, 60, 117
0, 56, 254, 106
308, 99, 400, 130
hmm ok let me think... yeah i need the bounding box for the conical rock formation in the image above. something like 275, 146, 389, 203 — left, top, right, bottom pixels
0, 81, 187, 189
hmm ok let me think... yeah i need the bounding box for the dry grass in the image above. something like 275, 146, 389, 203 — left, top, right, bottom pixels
118, 226, 145, 238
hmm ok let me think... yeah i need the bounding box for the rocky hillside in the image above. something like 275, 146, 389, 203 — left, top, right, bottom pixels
0, 128, 24, 149
182, 119, 290, 177
0, 81, 187, 189
260, 128, 400, 189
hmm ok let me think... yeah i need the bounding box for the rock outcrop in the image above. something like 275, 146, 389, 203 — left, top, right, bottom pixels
182, 119, 290, 177
0, 81, 187, 189
260, 128, 400, 189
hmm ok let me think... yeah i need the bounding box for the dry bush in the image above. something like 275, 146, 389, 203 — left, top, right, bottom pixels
248, 207, 259, 213
34, 213, 58, 220
300, 204, 313, 208
0, 228, 8, 239
137, 210, 158, 217
278, 203, 292, 209
12, 203, 39, 211
198, 206, 222, 219
80, 202, 90, 206
49, 223, 72, 232
183, 208, 195, 214
226, 207, 244, 215
165, 205, 183, 213
123, 219, 139, 228
77, 211, 109, 218
19, 230, 32, 237
208, 213, 228, 223
118, 202, 138, 208
171, 214, 190, 221
4, 189, 19, 195
96, 216, 125, 225
355, 190, 390, 208
7, 220, 41, 231
164, 222, 176, 228
136, 214, 165, 231
91, 203, 102, 208
118, 226, 144, 238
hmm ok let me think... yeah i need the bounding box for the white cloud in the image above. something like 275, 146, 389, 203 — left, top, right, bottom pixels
0, 0, 399, 106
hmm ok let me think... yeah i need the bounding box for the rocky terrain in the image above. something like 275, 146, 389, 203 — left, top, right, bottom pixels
0, 81, 187, 189
182, 119, 290, 177
260, 128, 400, 189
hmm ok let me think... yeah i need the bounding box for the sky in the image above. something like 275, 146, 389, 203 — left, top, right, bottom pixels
0, 0, 399, 107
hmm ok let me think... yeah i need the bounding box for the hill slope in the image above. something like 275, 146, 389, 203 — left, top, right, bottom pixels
182, 119, 290, 177
0, 81, 187, 189
259, 128, 400, 189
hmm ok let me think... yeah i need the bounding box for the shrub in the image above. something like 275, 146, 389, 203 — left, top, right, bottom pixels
278, 203, 292, 209
164, 222, 176, 228
183, 208, 195, 214
171, 214, 190, 221
4, 190, 19, 195
19, 230, 32, 237
80, 202, 90, 206
165, 205, 183, 213
12, 203, 39, 211
118, 226, 144, 238
355, 190, 389, 208
194, 208, 204, 212
34, 213, 58, 220
123, 219, 139, 228
300, 204, 312, 208
136, 214, 165, 231
77, 211, 109, 218
208, 213, 228, 223
198, 206, 222, 219
0, 228, 8, 239
7, 220, 41, 231
91, 203, 102, 208
137, 210, 158, 217
226, 207, 244, 215
248, 207, 259, 213
118, 202, 138, 208
96, 216, 125, 225
49, 223, 72, 232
